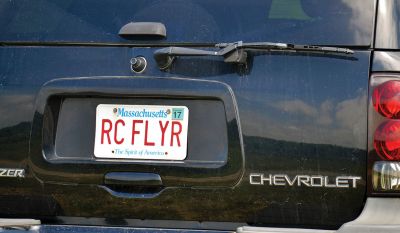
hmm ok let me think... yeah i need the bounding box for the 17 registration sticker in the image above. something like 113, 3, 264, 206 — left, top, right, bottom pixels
94, 104, 189, 160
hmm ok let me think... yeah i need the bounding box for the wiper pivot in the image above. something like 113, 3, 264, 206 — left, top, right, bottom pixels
153, 41, 354, 70
154, 42, 248, 70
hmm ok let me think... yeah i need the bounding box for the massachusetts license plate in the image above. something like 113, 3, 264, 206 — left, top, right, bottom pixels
94, 104, 189, 160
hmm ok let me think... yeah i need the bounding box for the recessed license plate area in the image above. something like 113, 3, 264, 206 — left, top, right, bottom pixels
35, 77, 243, 187
94, 104, 189, 160
51, 97, 228, 166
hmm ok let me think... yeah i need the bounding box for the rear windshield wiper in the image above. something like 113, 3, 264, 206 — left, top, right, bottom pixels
153, 41, 354, 70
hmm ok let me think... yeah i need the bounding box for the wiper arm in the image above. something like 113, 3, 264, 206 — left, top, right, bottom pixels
153, 41, 354, 70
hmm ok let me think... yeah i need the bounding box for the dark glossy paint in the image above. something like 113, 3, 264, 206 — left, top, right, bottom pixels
0, 0, 375, 230
0, 46, 369, 229
1, 225, 230, 233
0, 0, 375, 46
31, 78, 243, 190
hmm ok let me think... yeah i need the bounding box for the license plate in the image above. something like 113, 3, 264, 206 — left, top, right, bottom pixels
94, 104, 189, 160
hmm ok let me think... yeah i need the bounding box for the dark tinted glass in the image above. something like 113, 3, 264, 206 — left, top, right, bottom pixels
0, 0, 374, 45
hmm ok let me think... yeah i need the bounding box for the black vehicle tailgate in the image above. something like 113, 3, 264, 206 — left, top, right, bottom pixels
0, 0, 374, 230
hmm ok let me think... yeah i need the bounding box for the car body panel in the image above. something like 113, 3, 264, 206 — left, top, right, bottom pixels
0, 46, 369, 229
0, 0, 378, 230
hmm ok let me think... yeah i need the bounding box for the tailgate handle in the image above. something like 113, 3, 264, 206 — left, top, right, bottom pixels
104, 172, 162, 186
103, 172, 164, 199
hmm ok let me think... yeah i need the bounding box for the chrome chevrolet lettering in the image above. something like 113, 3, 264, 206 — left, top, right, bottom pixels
0, 168, 25, 178
249, 173, 361, 188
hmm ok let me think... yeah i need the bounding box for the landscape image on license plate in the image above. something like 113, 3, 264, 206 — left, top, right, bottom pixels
94, 104, 189, 160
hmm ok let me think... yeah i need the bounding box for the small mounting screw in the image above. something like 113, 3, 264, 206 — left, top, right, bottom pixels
113, 108, 117, 113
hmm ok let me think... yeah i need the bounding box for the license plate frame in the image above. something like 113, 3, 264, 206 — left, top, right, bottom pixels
94, 104, 189, 161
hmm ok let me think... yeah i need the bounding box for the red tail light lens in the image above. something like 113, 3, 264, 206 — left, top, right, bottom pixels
373, 80, 400, 119
371, 76, 400, 193
374, 121, 400, 160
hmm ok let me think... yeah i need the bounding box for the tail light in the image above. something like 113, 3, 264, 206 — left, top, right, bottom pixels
374, 120, 400, 160
371, 75, 400, 193
373, 161, 400, 191
372, 80, 400, 118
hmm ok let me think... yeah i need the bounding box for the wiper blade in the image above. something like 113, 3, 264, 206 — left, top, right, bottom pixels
215, 41, 353, 54
153, 41, 354, 70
